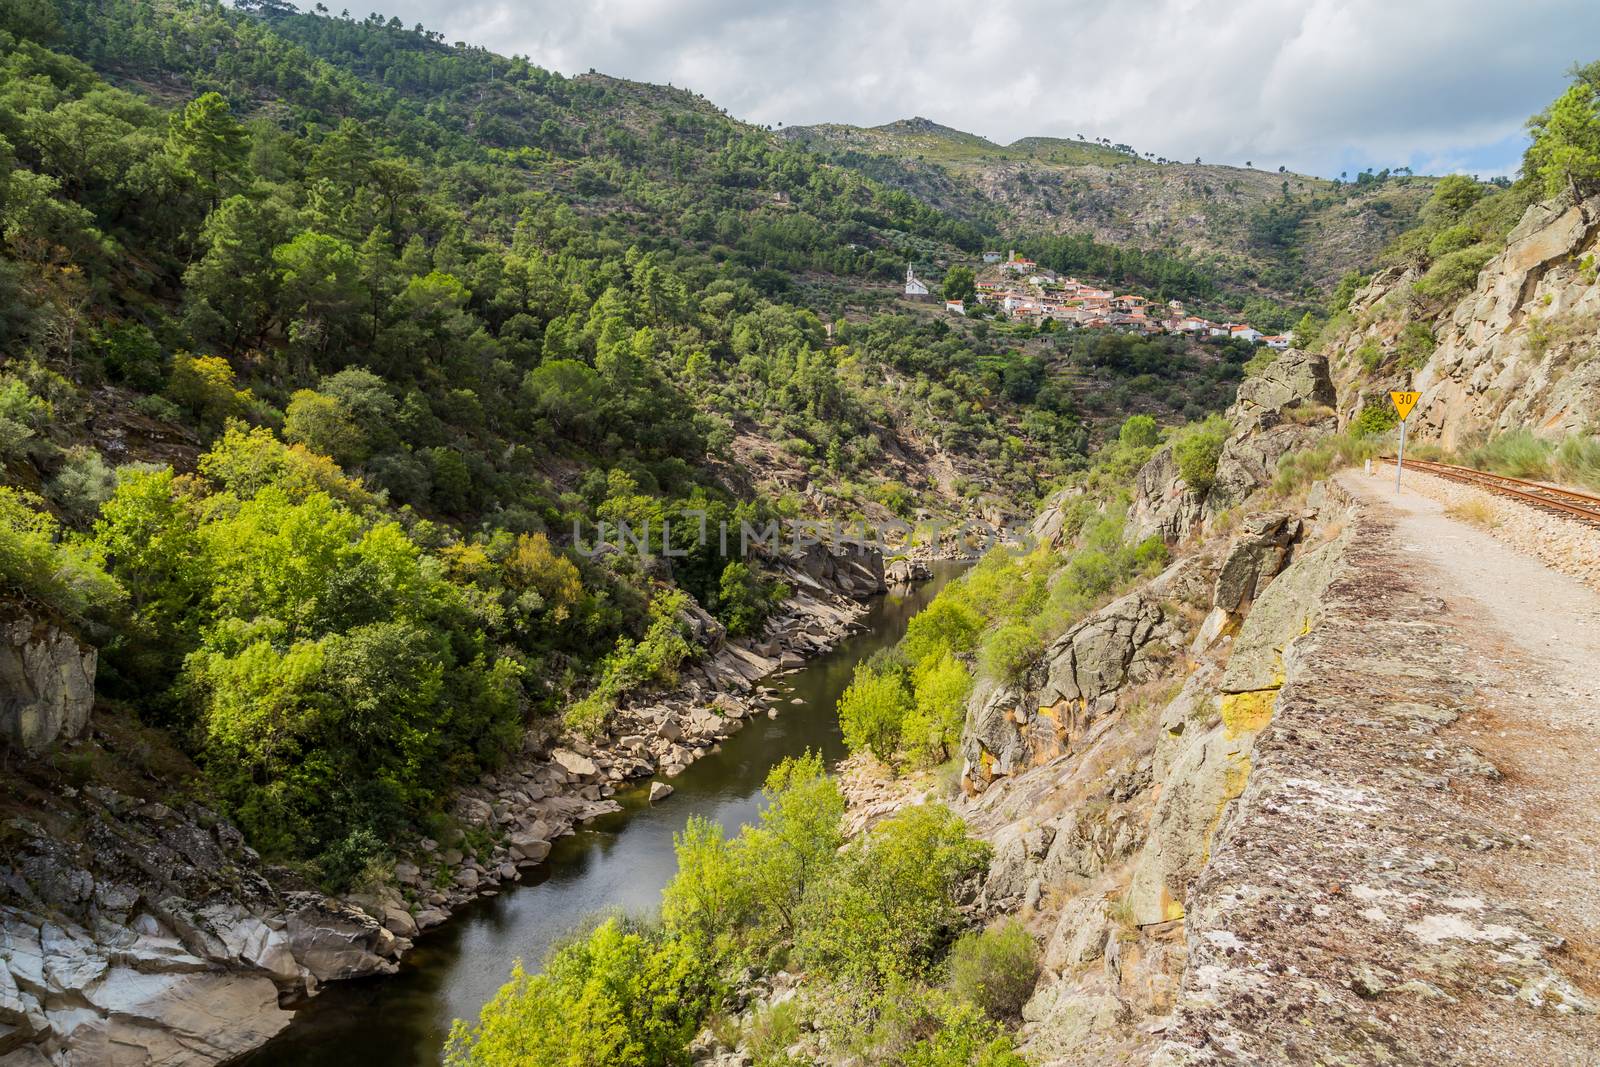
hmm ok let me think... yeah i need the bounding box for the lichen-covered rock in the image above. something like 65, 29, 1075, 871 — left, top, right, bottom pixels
1227, 348, 1337, 437
960, 587, 1183, 793
1127, 522, 1350, 928
1211, 512, 1300, 613
1040, 590, 1177, 713
1203, 423, 1323, 517
1041, 894, 1112, 975
1220, 528, 1349, 695
0, 608, 96, 756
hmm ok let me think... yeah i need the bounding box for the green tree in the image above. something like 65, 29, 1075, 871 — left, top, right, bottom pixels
275, 231, 362, 369
166, 354, 249, 434
837, 661, 912, 761
942, 265, 976, 304
797, 803, 990, 988
166, 91, 248, 208
1527, 79, 1600, 199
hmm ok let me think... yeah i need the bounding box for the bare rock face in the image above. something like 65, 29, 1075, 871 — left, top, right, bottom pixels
1329, 193, 1600, 446
1202, 350, 1337, 519
1227, 348, 1337, 437
781, 539, 886, 599
1128, 444, 1206, 544
0, 781, 406, 1066
960, 560, 1206, 793
1211, 512, 1300, 614
0, 608, 96, 755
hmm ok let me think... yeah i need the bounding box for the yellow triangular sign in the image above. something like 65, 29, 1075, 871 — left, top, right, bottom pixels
1390, 390, 1420, 421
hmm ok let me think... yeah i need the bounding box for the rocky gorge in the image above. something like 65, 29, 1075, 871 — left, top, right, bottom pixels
0, 540, 897, 1067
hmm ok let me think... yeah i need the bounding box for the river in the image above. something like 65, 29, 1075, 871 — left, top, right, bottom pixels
237, 561, 967, 1066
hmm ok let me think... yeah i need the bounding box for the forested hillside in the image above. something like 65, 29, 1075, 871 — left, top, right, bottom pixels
784, 117, 1442, 315
0, 0, 1264, 887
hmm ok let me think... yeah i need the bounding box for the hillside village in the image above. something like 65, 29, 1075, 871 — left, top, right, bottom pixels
906, 252, 1291, 346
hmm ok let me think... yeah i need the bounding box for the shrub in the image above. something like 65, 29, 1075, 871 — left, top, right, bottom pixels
1554, 434, 1600, 489
49, 446, 117, 525
901, 597, 983, 666
797, 803, 990, 988
1411, 245, 1493, 305
979, 621, 1040, 685
444, 919, 717, 1067
1396, 322, 1436, 370
947, 920, 1039, 1021
715, 560, 786, 638
167, 353, 250, 433
0, 486, 123, 623
0, 374, 51, 460
1465, 430, 1555, 479
1117, 414, 1158, 449
899, 653, 973, 768
1348, 402, 1398, 439
97, 322, 166, 391
1172, 416, 1229, 494
567, 589, 693, 734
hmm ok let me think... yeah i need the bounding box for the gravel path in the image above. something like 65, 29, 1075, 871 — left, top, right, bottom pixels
1340, 468, 1600, 1030
1372, 459, 1600, 592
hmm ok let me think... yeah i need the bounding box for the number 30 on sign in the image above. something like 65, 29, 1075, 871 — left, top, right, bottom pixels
1389, 391, 1420, 420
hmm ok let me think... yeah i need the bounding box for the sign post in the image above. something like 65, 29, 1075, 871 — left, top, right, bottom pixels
1389, 390, 1420, 492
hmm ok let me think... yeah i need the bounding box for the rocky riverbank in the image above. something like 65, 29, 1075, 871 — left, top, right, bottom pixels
0, 541, 888, 1067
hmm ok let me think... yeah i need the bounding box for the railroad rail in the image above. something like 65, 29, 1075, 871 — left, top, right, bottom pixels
1378, 456, 1600, 525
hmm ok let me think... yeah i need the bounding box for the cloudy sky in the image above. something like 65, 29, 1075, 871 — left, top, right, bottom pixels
352, 0, 1600, 179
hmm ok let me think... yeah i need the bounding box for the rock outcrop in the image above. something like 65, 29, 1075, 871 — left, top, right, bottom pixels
0, 607, 96, 756
1130, 349, 1336, 543
958, 555, 1210, 793
1329, 192, 1600, 445
0, 781, 406, 1067
944, 483, 1343, 1063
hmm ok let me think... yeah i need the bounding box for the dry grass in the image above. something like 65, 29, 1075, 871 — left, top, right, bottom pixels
1445, 496, 1501, 529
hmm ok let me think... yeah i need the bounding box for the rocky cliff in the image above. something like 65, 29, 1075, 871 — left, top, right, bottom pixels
946, 485, 1343, 1062
1128, 347, 1336, 545
1328, 193, 1600, 444
0, 607, 96, 757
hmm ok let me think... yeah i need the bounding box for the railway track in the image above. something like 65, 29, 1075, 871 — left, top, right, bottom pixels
1379, 456, 1600, 525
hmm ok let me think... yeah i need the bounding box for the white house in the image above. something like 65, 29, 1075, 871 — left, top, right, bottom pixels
904, 263, 930, 299
982, 251, 1003, 264
1230, 324, 1264, 344
1261, 334, 1291, 350
945, 299, 967, 315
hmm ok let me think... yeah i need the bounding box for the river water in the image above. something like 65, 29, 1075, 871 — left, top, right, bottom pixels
239, 561, 966, 1066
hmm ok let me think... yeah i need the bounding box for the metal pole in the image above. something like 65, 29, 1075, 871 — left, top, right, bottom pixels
1395, 416, 1407, 493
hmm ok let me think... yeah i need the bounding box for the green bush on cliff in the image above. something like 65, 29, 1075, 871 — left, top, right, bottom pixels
1172, 415, 1230, 494
947, 920, 1039, 1022
979, 621, 1041, 685
1348, 402, 1399, 439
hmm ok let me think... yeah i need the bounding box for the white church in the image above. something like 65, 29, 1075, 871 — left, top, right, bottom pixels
904, 263, 930, 301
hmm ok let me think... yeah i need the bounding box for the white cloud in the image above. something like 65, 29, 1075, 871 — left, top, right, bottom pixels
361, 0, 1600, 177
